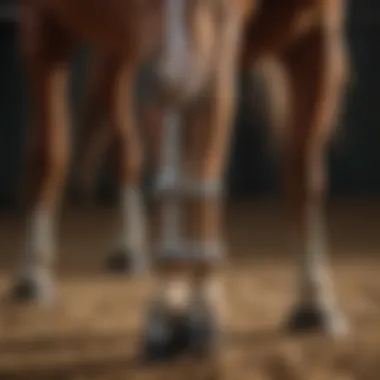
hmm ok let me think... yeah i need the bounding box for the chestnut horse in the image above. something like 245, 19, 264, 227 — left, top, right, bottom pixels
13, 0, 165, 303
73, 56, 163, 203
12, 0, 349, 360
77, 0, 350, 341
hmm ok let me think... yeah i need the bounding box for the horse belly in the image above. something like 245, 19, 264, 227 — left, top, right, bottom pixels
244, 0, 319, 60
41, 0, 144, 52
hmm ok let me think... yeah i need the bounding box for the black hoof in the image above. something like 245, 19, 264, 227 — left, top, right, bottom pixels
10, 277, 53, 304
142, 308, 218, 362
286, 306, 327, 334
143, 312, 190, 362
188, 311, 218, 358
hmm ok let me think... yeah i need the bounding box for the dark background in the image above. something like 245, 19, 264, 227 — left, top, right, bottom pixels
0, 0, 379, 208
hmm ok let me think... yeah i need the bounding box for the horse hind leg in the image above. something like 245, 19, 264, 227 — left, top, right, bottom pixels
72, 52, 115, 205
103, 60, 148, 274
11, 11, 72, 304
281, 29, 349, 336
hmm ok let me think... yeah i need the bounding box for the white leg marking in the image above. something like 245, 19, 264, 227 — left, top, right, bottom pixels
299, 203, 332, 305
154, 275, 225, 316
153, 109, 185, 312
156, 278, 192, 311
14, 204, 56, 302
157, 109, 182, 251
193, 276, 226, 316
298, 203, 348, 335
116, 185, 147, 271
21, 205, 55, 275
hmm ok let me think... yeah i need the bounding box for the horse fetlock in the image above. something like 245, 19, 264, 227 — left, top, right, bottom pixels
286, 302, 349, 337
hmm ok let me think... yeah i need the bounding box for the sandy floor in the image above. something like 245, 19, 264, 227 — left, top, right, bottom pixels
0, 201, 380, 379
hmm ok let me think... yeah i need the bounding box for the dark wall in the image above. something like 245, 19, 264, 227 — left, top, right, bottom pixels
0, 23, 26, 206
0, 1, 379, 207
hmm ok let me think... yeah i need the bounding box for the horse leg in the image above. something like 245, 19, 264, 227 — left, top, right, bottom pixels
139, 99, 164, 173
73, 52, 116, 203
105, 59, 148, 274
281, 29, 349, 336
143, 41, 240, 363
12, 10, 72, 303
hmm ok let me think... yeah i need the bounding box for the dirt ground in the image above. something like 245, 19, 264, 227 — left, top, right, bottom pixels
0, 201, 380, 380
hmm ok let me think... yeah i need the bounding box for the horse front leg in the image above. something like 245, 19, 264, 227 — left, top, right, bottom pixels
281, 28, 349, 336
143, 56, 239, 363
11, 32, 71, 303
104, 60, 148, 274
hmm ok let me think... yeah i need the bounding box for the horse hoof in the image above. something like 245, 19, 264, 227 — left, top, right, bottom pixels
10, 276, 54, 305
188, 309, 219, 358
142, 307, 218, 362
143, 310, 190, 362
286, 305, 349, 337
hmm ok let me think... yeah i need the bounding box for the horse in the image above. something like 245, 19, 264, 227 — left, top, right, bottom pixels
12, 0, 165, 302
12, 0, 350, 361
72, 53, 164, 204
10, 0, 253, 359
239, 0, 350, 336
75, 0, 351, 346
